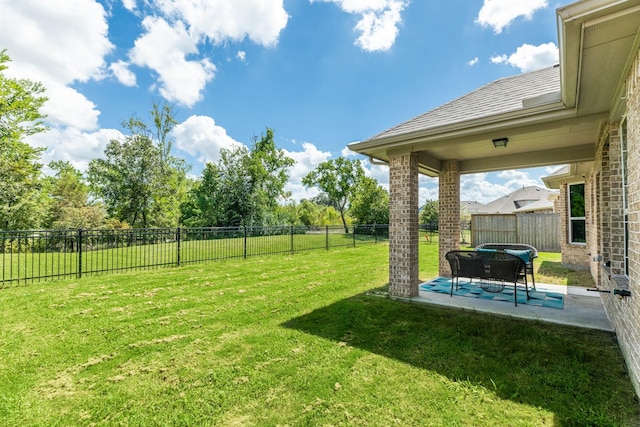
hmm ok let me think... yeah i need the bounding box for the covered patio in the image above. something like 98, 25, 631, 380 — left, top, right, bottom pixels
349, 0, 640, 398
349, 0, 638, 298
349, 61, 600, 298
415, 280, 613, 332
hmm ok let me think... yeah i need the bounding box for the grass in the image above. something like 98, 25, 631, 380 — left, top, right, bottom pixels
1, 243, 637, 426
535, 252, 596, 287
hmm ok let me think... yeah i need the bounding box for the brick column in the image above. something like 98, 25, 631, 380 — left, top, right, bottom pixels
608, 126, 626, 275
388, 152, 419, 298
439, 160, 460, 276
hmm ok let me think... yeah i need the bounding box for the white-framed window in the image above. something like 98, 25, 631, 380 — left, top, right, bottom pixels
569, 182, 586, 244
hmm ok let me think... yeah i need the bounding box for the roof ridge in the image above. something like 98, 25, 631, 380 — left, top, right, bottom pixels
366, 65, 561, 142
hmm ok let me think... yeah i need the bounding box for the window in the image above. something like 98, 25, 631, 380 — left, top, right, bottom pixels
569, 183, 586, 244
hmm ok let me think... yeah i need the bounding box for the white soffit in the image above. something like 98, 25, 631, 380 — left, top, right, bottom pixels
577, 6, 640, 116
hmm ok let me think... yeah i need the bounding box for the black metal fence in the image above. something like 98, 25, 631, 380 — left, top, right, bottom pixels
0, 224, 390, 287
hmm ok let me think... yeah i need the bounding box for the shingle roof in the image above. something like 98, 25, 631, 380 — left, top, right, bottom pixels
461, 200, 486, 214
513, 197, 555, 213
368, 65, 561, 141
478, 186, 556, 214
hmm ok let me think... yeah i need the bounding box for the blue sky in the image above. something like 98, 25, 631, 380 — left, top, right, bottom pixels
0, 0, 563, 205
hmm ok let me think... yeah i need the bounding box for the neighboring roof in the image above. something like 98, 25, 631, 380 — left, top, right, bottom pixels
370, 66, 561, 142
477, 186, 556, 214
513, 197, 555, 213
461, 200, 486, 214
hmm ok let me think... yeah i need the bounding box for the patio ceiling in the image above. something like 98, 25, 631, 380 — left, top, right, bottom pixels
350, 0, 640, 177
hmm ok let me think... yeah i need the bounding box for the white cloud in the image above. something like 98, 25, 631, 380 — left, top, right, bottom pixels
27, 127, 124, 172
498, 42, 559, 73
310, 0, 409, 52
285, 142, 332, 182
467, 57, 479, 66
41, 84, 102, 131
459, 170, 544, 204
0, 0, 113, 130
284, 142, 333, 201
497, 169, 541, 189
366, 163, 389, 187
354, 5, 404, 51
152, 0, 289, 47
476, 0, 548, 34
129, 17, 216, 107
341, 146, 359, 157
490, 54, 508, 64
122, 0, 137, 11
419, 175, 439, 206
461, 173, 512, 204
237, 51, 247, 62
120, 1, 289, 107
110, 60, 137, 86
172, 115, 245, 164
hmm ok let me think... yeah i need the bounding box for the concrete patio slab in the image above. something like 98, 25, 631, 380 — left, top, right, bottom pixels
400, 281, 614, 332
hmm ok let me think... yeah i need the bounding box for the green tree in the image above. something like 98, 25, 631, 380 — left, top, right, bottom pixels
302, 157, 365, 232
88, 102, 189, 228
0, 50, 49, 229
320, 206, 344, 226
349, 177, 389, 224
44, 161, 105, 229
420, 199, 439, 224
125, 102, 188, 227
181, 128, 293, 227
297, 199, 322, 226
181, 159, 240, 227
248, 128, 295, 224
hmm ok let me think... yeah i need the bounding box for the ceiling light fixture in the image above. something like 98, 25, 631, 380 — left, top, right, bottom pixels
492, 137, 509, 148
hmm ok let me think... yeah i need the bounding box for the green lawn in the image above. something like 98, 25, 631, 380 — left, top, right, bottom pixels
1, 231, 373, 285
1, 243, 637, 426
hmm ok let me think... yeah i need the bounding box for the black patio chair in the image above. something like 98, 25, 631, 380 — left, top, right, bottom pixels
445, 250, 529, 306
445, 250, 487, 296
487, 252, 529, 306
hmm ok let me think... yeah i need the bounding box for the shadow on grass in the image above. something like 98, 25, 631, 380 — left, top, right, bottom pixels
282, 293, 639, 426
538, 260, 595, 287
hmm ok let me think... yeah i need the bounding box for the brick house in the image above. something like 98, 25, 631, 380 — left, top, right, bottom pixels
349, 0, 640, 398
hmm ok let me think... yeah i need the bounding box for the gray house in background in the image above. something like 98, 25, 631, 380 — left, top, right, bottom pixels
476, 186, 556, 214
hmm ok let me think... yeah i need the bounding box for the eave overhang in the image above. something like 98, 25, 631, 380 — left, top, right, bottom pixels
350, 103, 602, 177
350, 0, 640, 178
558, 0, 640, 118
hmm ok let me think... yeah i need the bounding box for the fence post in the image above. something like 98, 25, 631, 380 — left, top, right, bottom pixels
176, 227, 181, 267
353, 224, 356, 247
325, 225, 329, 251
290, 225, 294, 254
244, 226, 247, 259
374, 223, 378, 244
77, 228, 83, 279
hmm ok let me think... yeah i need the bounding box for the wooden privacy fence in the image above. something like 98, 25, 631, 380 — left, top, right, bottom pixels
470, 213, 560, 252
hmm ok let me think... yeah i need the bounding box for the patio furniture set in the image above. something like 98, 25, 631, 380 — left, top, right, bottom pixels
445, 243, 538, 307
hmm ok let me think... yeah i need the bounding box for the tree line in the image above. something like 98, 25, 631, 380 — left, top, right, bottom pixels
0, 50, 390, 231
